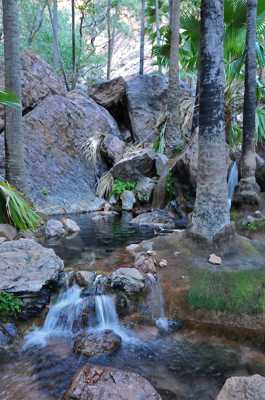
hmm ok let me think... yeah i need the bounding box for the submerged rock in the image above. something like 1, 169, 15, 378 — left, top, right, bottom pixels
130, 210, 176, 230
121, 190, 136, 211
74, 330, 121, 358
111, 267, 145, 294
63, 364, 161, 400
216, 374, 265, 400
45, 219, 65, 238
0, 239, 64, 319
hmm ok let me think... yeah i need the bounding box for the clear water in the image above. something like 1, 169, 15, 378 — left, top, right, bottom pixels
1, 213, 265, 400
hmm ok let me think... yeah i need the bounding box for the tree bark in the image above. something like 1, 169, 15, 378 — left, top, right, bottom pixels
165, 0, 182, 156
52, 0, 60, 70
106, 0, 112, 80
72, 0, 76, 89
241, 0, 257, 179
139, 0, 145, 75
155, 0, 161, 72
2, 0, 25, 191
191, 0, 230, 241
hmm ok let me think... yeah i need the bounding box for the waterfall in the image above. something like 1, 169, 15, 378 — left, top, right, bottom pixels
146, 274, 168, 332
228, 161, 238, 209
95, 295, 120, 330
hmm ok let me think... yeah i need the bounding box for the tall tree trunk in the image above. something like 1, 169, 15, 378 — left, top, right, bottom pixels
72, 0, 76, 89
191, 0, 230, 241
165, 0, 182, 156
155, 0, 161, 72
52, 0, 60, 70
28, 0, 48, 46
2, 0, 25, 191
139, 0, 145, 75
106, 0, 112, 80
236, 0, 260, 205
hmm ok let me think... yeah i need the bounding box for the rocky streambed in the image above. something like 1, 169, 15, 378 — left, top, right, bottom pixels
1, 213, 265, 400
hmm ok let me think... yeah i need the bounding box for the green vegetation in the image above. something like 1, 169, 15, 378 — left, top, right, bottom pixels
0, 292, 22, 318
0, 182, 41, 231
240, 219, 265, 232
111, 179, 136, 200
188, 270, 265, 314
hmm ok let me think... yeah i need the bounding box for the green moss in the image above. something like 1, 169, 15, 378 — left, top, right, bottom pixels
188, 269, 265, 314
111, 179, 136, 200
240, 219, 265, 232
0, 292, 22, 318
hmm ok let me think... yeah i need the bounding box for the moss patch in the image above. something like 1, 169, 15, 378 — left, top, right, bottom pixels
188, 269, 265, 314
240, 219, 265, 232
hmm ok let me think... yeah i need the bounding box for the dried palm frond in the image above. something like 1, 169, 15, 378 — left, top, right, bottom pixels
81, 133, 105, 168
96, 171, 114, 199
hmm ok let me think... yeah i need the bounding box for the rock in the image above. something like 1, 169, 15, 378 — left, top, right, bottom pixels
134, 253, 157, 274
155, 153, 169, 176
136, 177, 156, 203
100, 134, 126, 165
0, 239, 64, 319
130, 210, 176, 230
0, 224, 17, 241
74, 330, 121, 358
45, 219, 65, 238
121, 190, 136, 211
112, 149, 157, 180
208, 254, 222, 266
216, 374, 265, 400
111, 267, 145, 294
126, 243, 140, 255
254, 210, 263, 219
62, 218, 80, 234
0, 323, 17, 346
63, 364, 161, 400
71, 271, 96, 288
109, 195, 118, 206
0, 237, 6, 244
0, 52, 66, 130
159, 259, 168, 268
234, 177, 261, 207
103, 202, 112, 212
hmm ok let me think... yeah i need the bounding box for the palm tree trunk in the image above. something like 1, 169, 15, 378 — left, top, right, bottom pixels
191, 0, 230, 242
165, 0, 182, 156
52, 0, 60, 70
155, 0, 161, 72
139, 0, 145, 75
2, 0, 25, 191
71, 0, 76, 89
106, 0, 112, 80
236, 0, 260, 205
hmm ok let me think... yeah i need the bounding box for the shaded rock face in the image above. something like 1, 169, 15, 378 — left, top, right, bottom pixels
100, 134, 126, 166
112, 149, 157, 180
1, 91, 118, 214
0, 239, 64, 319
74, 330, 121, 358
136, 177, 156, 203
0, 52, 66, 130
63, 364, 161, 400
216, 375, 265, 400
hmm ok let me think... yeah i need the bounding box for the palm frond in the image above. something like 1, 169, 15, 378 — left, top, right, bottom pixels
96, 171, 114, 199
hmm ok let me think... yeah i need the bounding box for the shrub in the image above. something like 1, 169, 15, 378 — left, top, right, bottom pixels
111, 179, 136, 200
0, 292, 22, 318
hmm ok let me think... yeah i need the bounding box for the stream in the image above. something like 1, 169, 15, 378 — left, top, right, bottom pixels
1, 213, 265, 400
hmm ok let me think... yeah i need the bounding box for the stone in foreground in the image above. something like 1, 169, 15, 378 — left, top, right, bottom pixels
216, 374, 265, 400
74, 330, 121, 358
0, 239, 64, 318
63, 364, 161, 400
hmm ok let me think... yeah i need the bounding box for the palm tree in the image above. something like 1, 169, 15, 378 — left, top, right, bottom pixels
236, 0, 260, 205
71, 0, 76, 89
165, 0, 183, 156
191, 0, 231, 242
2, 0, 25, 191
139, 0, 145, 75
155, 0, 162, 72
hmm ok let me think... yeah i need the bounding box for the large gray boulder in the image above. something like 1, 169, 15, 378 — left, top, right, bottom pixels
0, 239, 64, 319
112, 149, 157, 180
0, 52, 66, 130
63, 364, 161, 400
111, 267, 145, 294
0, 91, 119, 214
216, 375, 265, 400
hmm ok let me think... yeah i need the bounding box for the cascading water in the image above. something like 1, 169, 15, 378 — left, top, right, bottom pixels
228, 161, 238, 209
146, 274, 169, 331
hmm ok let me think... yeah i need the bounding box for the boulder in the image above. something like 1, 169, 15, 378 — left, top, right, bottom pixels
63, 364, 161, 400
130, 210, 176, 230
89, 77, 126, 110
100, 134, 126, 165
0, 224, 17, 241
121, 190, 136, 211
134, 253, 157, 274
45, 219, 65, 238
111, 267, 145, 294
74, 330, 121, 358
0, 239, 64, 319
71, 271, 96, 288
136, 177, 156, 203
112, 149, 157, 180
0, 323, 17, 347
61, 218, 81, 234
155, 153, 169, 177
216, 375, 265, 400
0, 91, 119, 214
0, 52, 66, 130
